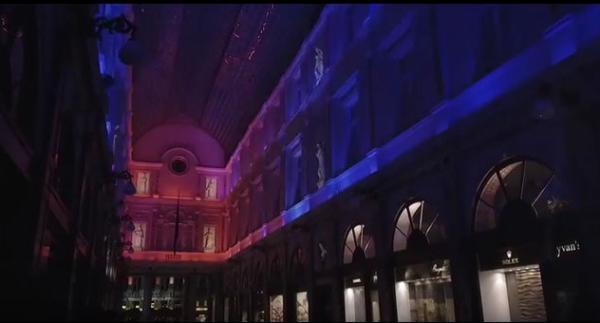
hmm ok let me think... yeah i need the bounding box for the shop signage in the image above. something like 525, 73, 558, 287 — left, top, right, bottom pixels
501, 250, 520, 265
555, 240, 580, 259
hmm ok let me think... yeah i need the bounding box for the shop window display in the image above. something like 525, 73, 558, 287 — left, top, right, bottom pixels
269, 294, 284, 322
474, 159, 562, 322
296, 291, 309, 322
395, 260, 454, 322
392, 200, 454, 322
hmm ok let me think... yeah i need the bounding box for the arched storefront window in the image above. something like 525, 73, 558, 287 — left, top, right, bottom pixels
392, 200, 454, 322
393, 200, 445, 252
474, 159, 555, 235
343, 224, 375, 265
342, 224, 378, 322
473, 158, 576, 322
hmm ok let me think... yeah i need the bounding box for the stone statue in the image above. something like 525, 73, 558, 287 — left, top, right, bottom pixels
132, 223, 144, 251
111, 125, 120, 157
137, 171, 149, 194
316, 143, 325, 188
205, 177, 217, 200
314, 47, 324, 86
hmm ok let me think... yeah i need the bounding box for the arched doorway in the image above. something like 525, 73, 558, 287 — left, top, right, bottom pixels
342, 224, 378, 322
473, 158, 579, 321
392, 200, 455, 322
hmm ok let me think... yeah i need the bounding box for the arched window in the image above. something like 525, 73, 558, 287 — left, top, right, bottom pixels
393, 200, 445, 252
474, 159, 555, 234
343, 224, 375, 264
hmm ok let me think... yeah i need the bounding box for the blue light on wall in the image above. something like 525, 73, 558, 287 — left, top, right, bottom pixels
280, 4, 600, 229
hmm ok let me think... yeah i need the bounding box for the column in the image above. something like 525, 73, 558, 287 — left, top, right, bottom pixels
183, 275, 196, 321
141, 274, 153, 321
441, 156, 482, 321
332, 217, 345, 322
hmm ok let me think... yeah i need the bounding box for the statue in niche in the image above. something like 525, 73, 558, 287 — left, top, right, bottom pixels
111, 125, 120, 158
316, 143, 326, 188
136, 171, 150, 194
204, 176, 217, 200
314, 47, 324, 86
132, 223, 145, 251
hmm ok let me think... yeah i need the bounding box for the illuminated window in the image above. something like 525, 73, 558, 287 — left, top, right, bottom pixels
136, 171, 151, 195
131, 222, 146, 251
204, 176, 218, 200
203, 224, 216, 253
343, 224, 375, 264
296, 291, 309, 322
393, 200, 445, 252
475, 159, 555, 233
270, 295, 284, 322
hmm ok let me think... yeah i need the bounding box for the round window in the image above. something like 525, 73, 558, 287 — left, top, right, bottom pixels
170, 158, 188, 175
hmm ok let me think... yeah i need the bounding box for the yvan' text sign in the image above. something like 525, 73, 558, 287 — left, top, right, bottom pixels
555, 240, 581, 259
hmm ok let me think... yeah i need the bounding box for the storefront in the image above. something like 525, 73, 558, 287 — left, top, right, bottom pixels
240, 270, 250, 322
268, 257, 284, 322
222, 269, 238, 322
473, 158, 581, 321
288, 248, 309, 322
392, 200, 455, 322
342, 224, 380, 322
252, 264, 266, 322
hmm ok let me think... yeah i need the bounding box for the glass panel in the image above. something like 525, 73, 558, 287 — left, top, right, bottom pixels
345, 225, 376, 263
394, 207, 412, 252
344, 227, 356, 264
296, 291, 309, 322
475, 160, 555, 232
269, 294, 284, 322
479, 265, 546, 322
395, 201, 445, 251
344, 286, 367, 322
371, 289, 381, 322
395, 260, 455, 322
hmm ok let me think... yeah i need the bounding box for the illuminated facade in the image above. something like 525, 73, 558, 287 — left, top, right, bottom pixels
4, 3, 600, 322
120, 4, 600, 322
215, 3, 600, 322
